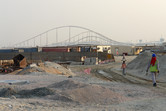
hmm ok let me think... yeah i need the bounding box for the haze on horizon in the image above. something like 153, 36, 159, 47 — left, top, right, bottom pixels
0, 0, 166, 47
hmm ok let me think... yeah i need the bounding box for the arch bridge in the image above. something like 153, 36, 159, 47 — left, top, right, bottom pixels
12, 26, 133, 48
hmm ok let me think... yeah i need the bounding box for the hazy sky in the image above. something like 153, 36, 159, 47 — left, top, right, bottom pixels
1, 0, 166, 47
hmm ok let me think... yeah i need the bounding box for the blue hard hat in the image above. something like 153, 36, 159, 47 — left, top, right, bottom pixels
152, 53, 156, 57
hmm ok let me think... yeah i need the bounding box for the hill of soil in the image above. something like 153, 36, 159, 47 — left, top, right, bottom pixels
127, 52, 166, 82
48, 80, 127, 105
15, 61, 75, 76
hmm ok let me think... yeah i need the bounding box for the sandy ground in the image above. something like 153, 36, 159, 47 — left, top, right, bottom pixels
0, 57, 166, 111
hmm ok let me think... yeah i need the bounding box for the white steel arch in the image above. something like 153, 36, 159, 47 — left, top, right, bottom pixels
12, 26, 133, 48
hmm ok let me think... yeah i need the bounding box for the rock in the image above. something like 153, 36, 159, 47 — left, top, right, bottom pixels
10, 95, 16, 99
68, 76, 72, 78
8, 104, 13, 108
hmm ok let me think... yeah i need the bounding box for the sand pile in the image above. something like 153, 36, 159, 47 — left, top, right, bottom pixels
127, 52, 166, 82
16, 61, 75, 76
49, 80, 127, 105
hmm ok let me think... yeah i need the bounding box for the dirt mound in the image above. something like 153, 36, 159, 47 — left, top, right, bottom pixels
158, 54, 166, 75
17, 87, 54, 98
0, 80, 127, 105
0, 87, 54, 98
16, 61, 75, 76
0, 88, 17, 97
127, 52, 152, 72
127, 52, 166, 82
61, 85, 126, 104
49, 80, 127, 105
48, 80, 87, 89
17, 67, 45, 75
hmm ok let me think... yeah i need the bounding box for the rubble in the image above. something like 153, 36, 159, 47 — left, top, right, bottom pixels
16, 61, 75, 76
13, 54, 27, 69
0, 54, 27, 74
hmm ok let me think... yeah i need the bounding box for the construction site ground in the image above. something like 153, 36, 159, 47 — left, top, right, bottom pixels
0, 56, 166, 111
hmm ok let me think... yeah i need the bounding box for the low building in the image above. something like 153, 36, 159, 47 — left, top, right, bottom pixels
111, 45, 133, 56
133, 45, 164, 54
132, 46, 143, 55
67, 44, 111, 53
97, 45, 111, 54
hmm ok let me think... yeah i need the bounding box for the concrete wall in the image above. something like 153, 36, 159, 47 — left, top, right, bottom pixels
0, 52, 113, 63
84, 57, 98, 65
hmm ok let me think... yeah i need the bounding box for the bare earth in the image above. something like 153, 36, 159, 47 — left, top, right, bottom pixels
0, 58, 166, 111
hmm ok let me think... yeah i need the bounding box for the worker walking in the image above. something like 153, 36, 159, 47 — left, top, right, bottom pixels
146, 53, 159, 87
121, 54, 127, 75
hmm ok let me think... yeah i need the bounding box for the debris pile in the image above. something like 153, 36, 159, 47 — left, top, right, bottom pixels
0, 60, 14, 73
16, 61, 75, 76
0, 54, 27, 73
13, 54, 27, 69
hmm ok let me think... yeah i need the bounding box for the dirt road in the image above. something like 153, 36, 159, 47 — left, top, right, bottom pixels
90, 62, 166, 90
